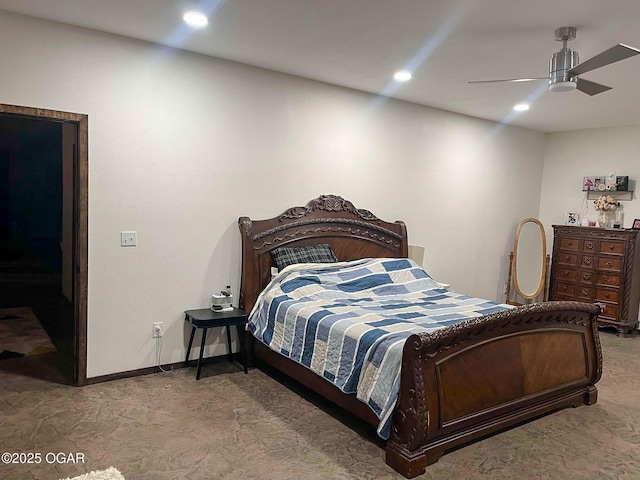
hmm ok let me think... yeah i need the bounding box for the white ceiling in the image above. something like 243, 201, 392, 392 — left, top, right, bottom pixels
1, 0, 640, 133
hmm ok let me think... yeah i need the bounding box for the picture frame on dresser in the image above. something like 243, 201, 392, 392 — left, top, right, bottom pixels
633, 219, 640, 230
565, 211, 579, 226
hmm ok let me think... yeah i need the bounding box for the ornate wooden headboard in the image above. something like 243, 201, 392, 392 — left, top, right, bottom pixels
238, 194, 408, 311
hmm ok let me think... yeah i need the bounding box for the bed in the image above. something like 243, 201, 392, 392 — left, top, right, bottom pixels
238, 194, 602, 478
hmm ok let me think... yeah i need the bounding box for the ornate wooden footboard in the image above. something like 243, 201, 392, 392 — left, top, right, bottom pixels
238, 195, 602, 478
386, 301, 601, 478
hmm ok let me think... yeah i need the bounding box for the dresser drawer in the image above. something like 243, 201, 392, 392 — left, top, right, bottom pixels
557, 252, 578, 266
559, 237, 580, 252
553, 282, 576, 299
597, 257, 622, 271
556, 268, 577, 283
599, 240, 625, 255
595, 288, 619, 303
596, 272, 621, 287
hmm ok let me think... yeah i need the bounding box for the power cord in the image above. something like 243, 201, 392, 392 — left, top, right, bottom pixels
154, 325, 173, 373
580, 192, 589, 220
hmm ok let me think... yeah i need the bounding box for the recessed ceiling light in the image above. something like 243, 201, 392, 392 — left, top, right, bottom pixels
183, 11, 208, 28
394, 71, 412, 82
513, 104, 530, 112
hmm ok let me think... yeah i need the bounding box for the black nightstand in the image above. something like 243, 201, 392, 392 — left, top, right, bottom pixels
184, 307, 248, 380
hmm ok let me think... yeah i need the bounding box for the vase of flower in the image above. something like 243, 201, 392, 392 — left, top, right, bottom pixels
594, 195, 617, 228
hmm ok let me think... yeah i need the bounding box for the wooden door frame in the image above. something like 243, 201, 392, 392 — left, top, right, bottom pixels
0, 103, 88, 386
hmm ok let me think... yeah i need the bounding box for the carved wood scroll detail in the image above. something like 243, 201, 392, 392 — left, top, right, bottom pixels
280, 194, 380, 222
621, 234, 637, 321
554, 227, 628, 240
389, 335, 430, 452
254, 218, 402, 246
238, 217, 252, 238
414, 301, 600, 357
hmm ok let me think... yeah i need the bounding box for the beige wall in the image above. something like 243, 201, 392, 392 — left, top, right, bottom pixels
540, 126, 640, 231
0, 12, 546, 377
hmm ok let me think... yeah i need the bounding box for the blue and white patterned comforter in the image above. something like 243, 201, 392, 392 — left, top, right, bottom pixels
248, 258, 510, 438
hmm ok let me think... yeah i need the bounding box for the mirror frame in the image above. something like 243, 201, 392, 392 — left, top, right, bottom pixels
512, 217, 547, 300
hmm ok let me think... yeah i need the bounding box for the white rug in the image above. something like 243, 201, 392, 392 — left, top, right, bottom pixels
60, 467, 125, 480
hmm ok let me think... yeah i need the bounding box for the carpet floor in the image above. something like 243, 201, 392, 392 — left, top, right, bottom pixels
0, 306, 56, 360
0, 333, 638, 479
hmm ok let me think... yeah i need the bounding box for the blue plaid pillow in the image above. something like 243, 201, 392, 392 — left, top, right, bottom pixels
271, 244, 338, 271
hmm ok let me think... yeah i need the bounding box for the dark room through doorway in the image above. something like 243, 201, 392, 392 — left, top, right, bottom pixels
0, 107, 87, 386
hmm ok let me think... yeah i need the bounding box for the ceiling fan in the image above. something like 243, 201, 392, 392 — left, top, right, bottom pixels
469, 27, 640, 95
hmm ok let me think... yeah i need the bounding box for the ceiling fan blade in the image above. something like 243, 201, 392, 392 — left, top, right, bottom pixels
569, 43, 640, 76
468, 77, 546, 84
576, 78, 612, 96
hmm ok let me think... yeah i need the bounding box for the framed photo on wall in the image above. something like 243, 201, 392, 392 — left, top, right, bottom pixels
582, 176, 595, 191
565, 211, 579, 226
633, 219, 640, 230
616, 176, 629, 191
593, 176, 606, 191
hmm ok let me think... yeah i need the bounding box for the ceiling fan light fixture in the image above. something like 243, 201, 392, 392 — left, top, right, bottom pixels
513, 104, 530, 112
549, 80, 577, 93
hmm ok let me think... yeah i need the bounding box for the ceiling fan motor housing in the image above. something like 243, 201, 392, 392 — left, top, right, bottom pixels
549, 48, 579, 91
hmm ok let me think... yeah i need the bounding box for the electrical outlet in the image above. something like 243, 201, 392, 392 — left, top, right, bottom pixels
121, 231, 137, 247
503, 284, 508, 295
152, 322, 163, 338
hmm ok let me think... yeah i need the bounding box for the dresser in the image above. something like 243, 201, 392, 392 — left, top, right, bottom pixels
550, 225, 640, 336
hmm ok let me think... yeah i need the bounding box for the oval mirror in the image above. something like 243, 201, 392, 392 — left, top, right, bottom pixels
512, 218, 547, 299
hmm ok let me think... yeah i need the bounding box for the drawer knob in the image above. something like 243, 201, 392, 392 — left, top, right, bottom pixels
583, 258, 592, 265
609, 244, 614, 250
581, 289, 589, 296
565, 255, 571, 261
564, 270, 569, 276
585, 241, 593, 249
562, 286, 567, 291
604, 293, 610, 298
606, 261, 613, 267
582, 273, 591, 280
567, 241, 573, 246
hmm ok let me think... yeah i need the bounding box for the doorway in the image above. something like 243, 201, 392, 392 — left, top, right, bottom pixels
0, 104, 87, 386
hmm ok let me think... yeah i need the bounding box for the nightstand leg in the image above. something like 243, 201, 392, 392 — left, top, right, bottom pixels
226, 326, 233, 362
196, 327, 207, 380
185, 325, 196, 365
236, 324, 248, 374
